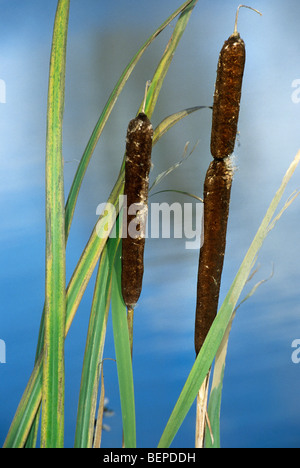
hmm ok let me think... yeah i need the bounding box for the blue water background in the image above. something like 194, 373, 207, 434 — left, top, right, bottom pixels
1, 0, 300, 448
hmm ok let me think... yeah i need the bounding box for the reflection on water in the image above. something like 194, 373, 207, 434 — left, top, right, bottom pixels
1, 0, 300, 448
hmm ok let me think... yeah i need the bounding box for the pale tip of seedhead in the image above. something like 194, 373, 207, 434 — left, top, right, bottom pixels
233, 5, 262, 36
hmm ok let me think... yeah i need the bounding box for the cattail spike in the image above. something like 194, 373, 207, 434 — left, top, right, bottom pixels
121, 111, 153, 309
194, 159, 233, 355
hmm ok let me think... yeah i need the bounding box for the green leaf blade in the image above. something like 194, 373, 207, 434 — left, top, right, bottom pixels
41, 0, 70, 449
111, 238, 136, 449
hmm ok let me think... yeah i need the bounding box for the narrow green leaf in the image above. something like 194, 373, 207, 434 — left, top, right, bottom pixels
111, 236, 136, 449
158, 151, 300, 448
150, 189, 203, 202
149, 141, 199, 192
152, 106, 211, 146
204, 316, 235, 449
142, 0, 199, 119
41, 0, 70, 449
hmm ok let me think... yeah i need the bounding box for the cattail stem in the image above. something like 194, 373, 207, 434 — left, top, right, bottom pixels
127, 307, 134, 360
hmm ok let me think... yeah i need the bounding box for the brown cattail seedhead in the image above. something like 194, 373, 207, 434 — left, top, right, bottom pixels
210, 33, 246, 160
121, 112, 153, 309
194, 158, 233, 355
